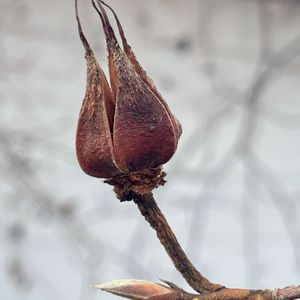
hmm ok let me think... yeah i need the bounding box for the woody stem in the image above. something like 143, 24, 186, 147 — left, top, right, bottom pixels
132, 193, 300, 300
132, 192, 223, 294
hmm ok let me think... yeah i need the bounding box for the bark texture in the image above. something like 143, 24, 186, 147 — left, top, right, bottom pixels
132, 193, 300, 300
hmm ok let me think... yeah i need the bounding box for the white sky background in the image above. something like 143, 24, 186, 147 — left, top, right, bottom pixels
1, 0, 300, 299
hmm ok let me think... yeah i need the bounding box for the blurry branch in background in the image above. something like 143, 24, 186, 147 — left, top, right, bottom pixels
175, 0, 300, 288
1, 0, 300, 299
0, 128, 148, 299
3, 115, 299, 300
96, 191, 300, 300
81, 1, 300, 299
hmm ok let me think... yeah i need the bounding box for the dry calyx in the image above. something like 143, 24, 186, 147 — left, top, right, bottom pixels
75, 0, 181, 200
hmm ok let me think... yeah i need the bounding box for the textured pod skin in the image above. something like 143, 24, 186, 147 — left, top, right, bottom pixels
76, 52, 121, 178
111, 48, 178, 173
103, 2, 182, 142
75, 0, 120, 178
75, 0, 182, 179
94, 1, 182, 174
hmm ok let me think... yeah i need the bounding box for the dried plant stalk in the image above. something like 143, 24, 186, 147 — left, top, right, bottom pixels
131, 193, 300, 300
133, 193, 223, 294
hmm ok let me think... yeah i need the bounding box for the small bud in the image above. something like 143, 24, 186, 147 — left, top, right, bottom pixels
92, 279, 185, 300
75, 0, 181, 196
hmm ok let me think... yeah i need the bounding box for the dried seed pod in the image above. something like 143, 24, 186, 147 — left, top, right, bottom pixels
99, 0, 182, 141
75, 0, 182, 183
93, 0, 182, 173
75, 0, 121, 178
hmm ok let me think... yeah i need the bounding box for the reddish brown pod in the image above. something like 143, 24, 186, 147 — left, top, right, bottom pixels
75, 0, 181, 198
75, 0, 120, 179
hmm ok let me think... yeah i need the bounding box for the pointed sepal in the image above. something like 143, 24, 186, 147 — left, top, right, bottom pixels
92, 279, 188, 300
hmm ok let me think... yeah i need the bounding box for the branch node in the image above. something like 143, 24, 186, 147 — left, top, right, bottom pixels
105, 167, 166, 201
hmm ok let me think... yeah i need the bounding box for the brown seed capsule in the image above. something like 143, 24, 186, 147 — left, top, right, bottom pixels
75, 0, 181, 179
75, 0, 120, 178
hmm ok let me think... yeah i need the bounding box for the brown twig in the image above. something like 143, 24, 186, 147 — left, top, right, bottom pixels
273, 285, 300, 300
132, 193, 300, 300
132, 193, 223, 294
191, 287, 300, 300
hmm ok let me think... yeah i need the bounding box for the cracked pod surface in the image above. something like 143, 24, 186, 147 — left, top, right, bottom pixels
75, 0, 181, 178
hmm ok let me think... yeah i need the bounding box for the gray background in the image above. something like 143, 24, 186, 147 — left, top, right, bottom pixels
1, 0, 300, 299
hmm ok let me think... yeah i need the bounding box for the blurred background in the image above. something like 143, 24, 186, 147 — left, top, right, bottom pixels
1, 0, 300, 299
